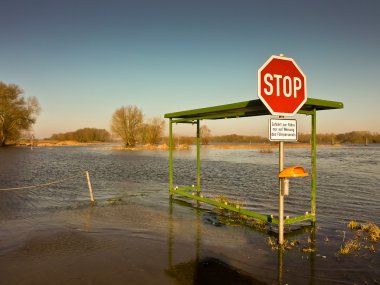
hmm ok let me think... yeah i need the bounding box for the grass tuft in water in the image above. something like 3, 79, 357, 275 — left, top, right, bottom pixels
347, 221, 379, 242
266, 237, 301, 251
338, 220, 379, 255
211, 198, 269, 232
106, 197, 123, 206
338, 239, 361, 255
347, 220, 361, 230
214, 195, 244, 209
362, 222, 380, 243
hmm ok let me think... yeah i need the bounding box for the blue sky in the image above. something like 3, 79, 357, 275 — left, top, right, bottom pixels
1, 0, 379, 138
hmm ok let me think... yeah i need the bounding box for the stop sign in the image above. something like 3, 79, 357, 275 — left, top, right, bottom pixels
258, 55, 307, 116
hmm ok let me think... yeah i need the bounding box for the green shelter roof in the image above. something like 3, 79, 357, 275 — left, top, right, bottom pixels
164, 98, 343, 121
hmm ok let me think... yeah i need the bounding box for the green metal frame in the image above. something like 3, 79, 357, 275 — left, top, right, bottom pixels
165, 98, 343, 226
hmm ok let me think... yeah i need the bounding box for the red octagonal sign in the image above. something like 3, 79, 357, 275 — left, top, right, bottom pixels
258, 55, 307, 116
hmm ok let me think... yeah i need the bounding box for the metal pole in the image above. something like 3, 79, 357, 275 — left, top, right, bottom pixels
278, 54, 285, 245
168, 197, 173, 269
278, 248, 284, 285
279, 139, 284, 245
169, 119, 173, 195
196, 120, 201, 193
311, 108, 317, 224
85, 171, 94, 203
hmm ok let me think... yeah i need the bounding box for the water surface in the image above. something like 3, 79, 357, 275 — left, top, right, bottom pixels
0, 145, 379, 284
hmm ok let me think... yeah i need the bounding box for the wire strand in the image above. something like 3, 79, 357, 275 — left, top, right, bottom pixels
0, 172, 87, 191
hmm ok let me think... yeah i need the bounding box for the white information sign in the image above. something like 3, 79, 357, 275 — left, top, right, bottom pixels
269, 118, 298, 141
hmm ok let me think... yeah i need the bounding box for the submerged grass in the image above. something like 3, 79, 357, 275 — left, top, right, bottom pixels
212, 195, 271, 232
106, 197, 124, 206
214, 195, 245, 209
201, 197, 378, 257
338, 220, 379, 255
266, 237, 301, 251
338, 238, 361, 255
361, 222, 380, 242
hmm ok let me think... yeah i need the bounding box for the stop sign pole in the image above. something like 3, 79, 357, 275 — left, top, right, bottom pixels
258, 54, 307, 245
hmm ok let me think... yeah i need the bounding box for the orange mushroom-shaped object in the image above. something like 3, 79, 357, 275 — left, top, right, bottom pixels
279, 166, 309, 178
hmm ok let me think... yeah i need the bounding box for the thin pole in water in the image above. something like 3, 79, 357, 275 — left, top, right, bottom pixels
85, 171, 95, 203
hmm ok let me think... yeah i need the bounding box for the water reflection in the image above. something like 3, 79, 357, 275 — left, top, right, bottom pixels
167, 256, 266, 285
83, 205, 94, 231
167, 198, 265, 284
277, 226, 316, 285
167, 198, 317, 285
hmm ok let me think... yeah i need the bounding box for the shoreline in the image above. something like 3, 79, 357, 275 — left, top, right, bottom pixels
200, 143, 342, 149
15, 140, 345, 150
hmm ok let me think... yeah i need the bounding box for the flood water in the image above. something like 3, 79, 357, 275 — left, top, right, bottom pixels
0, 145, 379, 284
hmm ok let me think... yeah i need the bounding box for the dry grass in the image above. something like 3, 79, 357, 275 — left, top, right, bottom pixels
266, 237, 300, 250
347, 221, 379, 243
215, 195, 230, 206
338, 239, 361, 255
214, 195, 244, 210
362, 222, 380, 242
106, 197, 123, 206
267, 236, 278, 249
253, 219, 267, 231
347, 220, 362, 230
211, 196, 270, 232
338, 220, 379, 255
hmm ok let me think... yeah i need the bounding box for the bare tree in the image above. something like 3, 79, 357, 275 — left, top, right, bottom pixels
200, 125, 211, 145
111, 105, 143, 147
0, 82, 40, 146
141, 117, 165, 145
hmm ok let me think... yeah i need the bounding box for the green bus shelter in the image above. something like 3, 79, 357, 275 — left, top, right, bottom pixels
164, 98, 343, 229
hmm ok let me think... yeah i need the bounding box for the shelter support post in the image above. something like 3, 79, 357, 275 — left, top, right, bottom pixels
311, 108, 317, 224
196, 120, 201, 193
169, 118, 173, 196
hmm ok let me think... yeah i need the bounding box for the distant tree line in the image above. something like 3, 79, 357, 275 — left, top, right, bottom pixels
298, 131, 380, 144
164, 131, 380, 145
50, 128, 111, 142
211, 134, 268, 143
163, 133, 269, 146
2, 81, 379, 147
162, 125, 212, 147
